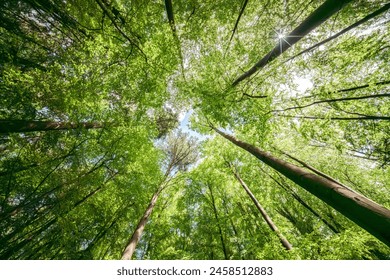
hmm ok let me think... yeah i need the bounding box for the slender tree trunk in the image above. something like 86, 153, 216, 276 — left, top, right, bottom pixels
232, 0, 353, 86
228, 163, 292, 250
82, 216, 119, 258
71, 173, 118, 210
0, 163, 38, 177
0, 120, 105, 134
221, 197, 244, 259
0, 217, 57, 259
213, 127, 390, 246
236, 201, 255, 238
0, 155, 108, 220
164, 0, 185, 78
228, 0, 249, 45
286, 3, 390, 62
279, 150, 358, 193
164, 0, 176, 32
207, 183, 229, 259
121, 186, 163, 260
263, 168, 340, 234
0, 138, 87, 178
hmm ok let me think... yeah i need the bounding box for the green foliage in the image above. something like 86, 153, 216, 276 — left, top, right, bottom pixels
0, 0, 389, 260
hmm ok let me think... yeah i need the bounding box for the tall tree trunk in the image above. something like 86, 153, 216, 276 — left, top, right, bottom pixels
164, 0, 186, 78
121, 185, 164, 260
232, 0, 353, 86
0, 120, 105, 133
227, 0, 249, 45
207, 183, 229, 259
228, 162, 292, 250
212, 127, 390, 246
236, 201, 255, 238
286, 3, 390, 62
121, 131, 196, 259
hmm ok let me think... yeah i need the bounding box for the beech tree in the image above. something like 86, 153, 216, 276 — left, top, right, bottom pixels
0, 120, 105, 134
212, 126, 390, 246
121, 131, 198, 260
227, 161, 293, 250
1, 0, 389, 260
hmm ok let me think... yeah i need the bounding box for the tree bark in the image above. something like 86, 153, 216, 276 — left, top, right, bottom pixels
213, 127, 390, 246
228, 162, 292, 250
0, 120, 105, 134
207, 183, 229, 259
232, 0, 353, 86
121, 186, 163, 260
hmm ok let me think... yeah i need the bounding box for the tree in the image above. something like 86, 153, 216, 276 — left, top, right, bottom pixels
232, 0, 353, 86
121, 131, 198, 260
1, 0, 389, 260
0, 120, 105, 134
227, 161, 292, 250
285, 3, 390, 62
212, 126, 390, 247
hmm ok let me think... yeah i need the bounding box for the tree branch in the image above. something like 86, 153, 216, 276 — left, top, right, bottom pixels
232, 0, 353, 86
271, 93, 390, 113
95, 0, 147, 62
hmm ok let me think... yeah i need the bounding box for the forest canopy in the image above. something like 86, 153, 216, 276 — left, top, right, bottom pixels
0, 0, 389, 260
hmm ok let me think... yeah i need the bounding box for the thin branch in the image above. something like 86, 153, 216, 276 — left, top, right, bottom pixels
242, 92, 268, 99
275, 114, 390, 121
271, 93, 390, 113
336, 80, 390, 93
